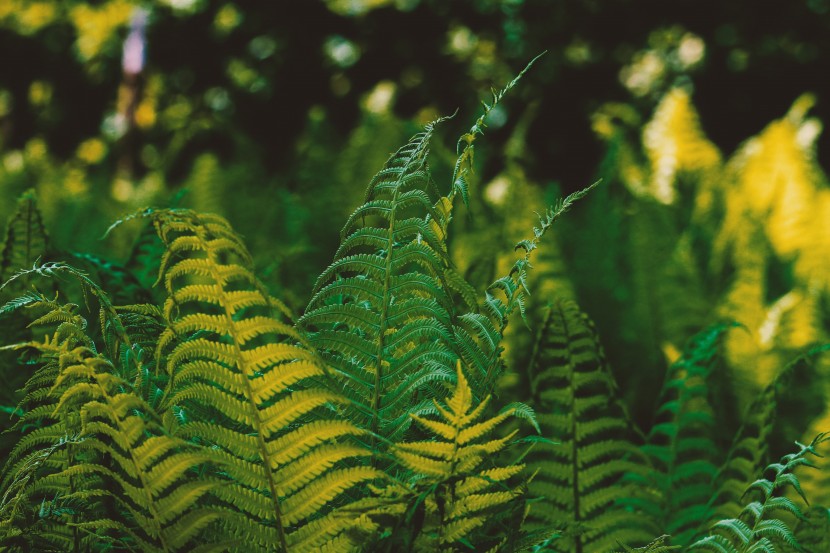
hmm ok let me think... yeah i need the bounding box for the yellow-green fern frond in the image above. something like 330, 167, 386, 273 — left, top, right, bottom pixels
714, 93, 823, 270
2, 294, 213, 552
135, 208, 380, 552
391, 362, 526, 552
794, 188, 830, 293
48, 343, 218, 552
525, 298, 655, 552
642, 88, 721, 205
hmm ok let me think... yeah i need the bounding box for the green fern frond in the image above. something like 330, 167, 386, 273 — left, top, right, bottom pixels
453, 182, 600, 400
133, 208, 380, 552
300, 119, 459, 444
1, 294, 195, 552
705, 348, 823, 525
47, 342, 217, 552
634, 324, 735, 545
689, 433, 830, 553
0, 189, 49, 285
1, 261, 146, 387
525, 298, 655, 552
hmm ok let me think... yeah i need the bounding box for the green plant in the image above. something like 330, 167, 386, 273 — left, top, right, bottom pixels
0, 62, 827, 553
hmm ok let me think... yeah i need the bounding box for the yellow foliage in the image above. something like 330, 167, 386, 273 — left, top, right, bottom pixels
0, 1, 57, 34
70, 0, 135, 61
642, 87, 721, 204
76, 138, 107, 164
596, 87, 830, 410
394, 363, 524, 551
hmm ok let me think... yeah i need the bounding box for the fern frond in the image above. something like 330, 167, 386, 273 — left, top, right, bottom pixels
46, 343, 217, 552
300, 119, 459, 444
1, 261, 146, 387
705, 348, 826, 525
525, 298, 655, 552
133, 208, 380, 552
689, 433, 830, 553
641, 88, 721, 205
0, 189, 49, 285
1, 293, 202, 552
389, 361, 527, 552
453, 182, 600, 400
634, 324, 734, 545
615, 534, 680, 553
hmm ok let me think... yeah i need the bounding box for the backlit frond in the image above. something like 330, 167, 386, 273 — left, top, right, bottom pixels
391, 362, 526, 552
139, 208, 380, 552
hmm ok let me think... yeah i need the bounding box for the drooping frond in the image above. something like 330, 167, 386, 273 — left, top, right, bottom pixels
390, 362, 527, 552
133, 208, 380, 552
1, 292, 214, 553
0, 297, 88, 551
37, 341, 217, 552
635, 324, 734, 546
524, 298, 655, 552
0, 261, 146, 387
689, 433, 830, 553
299, 119, 459, 444
453, 182, 600, 400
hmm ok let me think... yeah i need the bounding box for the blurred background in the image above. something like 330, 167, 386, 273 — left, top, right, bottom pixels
1, 0, 829, 457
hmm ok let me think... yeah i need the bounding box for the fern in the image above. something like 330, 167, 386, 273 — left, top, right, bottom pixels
0, 190, 51, 426
0, 292, 215, 552
689, 433, 830, 553
0, 189, 49, 285
704, 348, 826, 525
634, 324, 735, 545
42, 342, 217, 551
299, 117, 459, 445
0, 298, 87, 551
615, 535, 681, 553
131, 208, 380, 551
524, 298, 655, 552
640, 87, 721, 205
390, 361, 527, 552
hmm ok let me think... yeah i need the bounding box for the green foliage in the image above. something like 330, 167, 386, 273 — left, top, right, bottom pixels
0, 61, 828, 553
637, 324, 735, 545
524, 298, 655, 552
689, 433, 830, 553
299, 118, 458, 444
143, 208, 381, 551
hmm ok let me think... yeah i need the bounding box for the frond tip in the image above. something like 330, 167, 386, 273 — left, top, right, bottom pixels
689, 432, 830, 552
